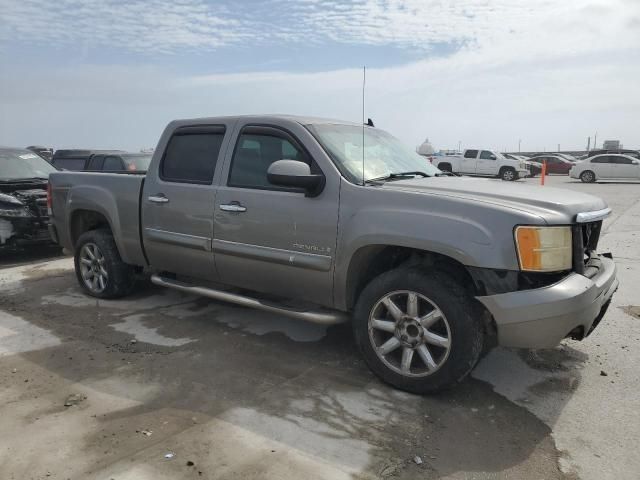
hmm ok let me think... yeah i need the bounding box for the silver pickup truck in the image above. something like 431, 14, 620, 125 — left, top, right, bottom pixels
48, 115, 618, 393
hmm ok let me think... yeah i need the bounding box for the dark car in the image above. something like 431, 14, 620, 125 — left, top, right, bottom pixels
50, 149, 123, 171
85, 153, 153, 172
51, 150, 151, 173
0, 147, 58, 247
26, 145, 54, 162
528, 155, 574, 174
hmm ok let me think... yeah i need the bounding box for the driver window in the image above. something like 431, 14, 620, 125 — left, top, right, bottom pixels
229, 131, 309, 189
479, 150, 495, 160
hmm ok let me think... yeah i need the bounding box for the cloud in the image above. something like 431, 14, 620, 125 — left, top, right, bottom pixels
0, 0, 639, 151
2, 0, 626, 55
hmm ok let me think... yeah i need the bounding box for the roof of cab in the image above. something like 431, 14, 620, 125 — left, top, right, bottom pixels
169, 114, 363, 127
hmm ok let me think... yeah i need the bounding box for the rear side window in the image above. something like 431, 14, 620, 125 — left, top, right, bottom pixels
54, 158, 87, 170
161, 126, 226, 184
228, 127, 309, 189
464, 150, 478, 159
612, 156, 633, 165
87, 155, 104, 171
103, 156, 124, 171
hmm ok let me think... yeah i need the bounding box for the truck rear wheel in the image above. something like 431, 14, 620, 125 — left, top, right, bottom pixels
74, 229, 136, 299
353, 268, 484, 394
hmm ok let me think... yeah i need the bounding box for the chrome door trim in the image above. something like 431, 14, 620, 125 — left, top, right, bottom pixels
212, 239, 331, 272
145, 228, 212, 251
148, 195, 169, 204
219, 204, 247, 212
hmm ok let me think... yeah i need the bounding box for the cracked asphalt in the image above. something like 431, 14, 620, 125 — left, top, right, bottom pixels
0, 175, 638, 479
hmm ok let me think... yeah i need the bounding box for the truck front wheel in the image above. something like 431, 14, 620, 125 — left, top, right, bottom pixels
499, 167, 517, 181
74, 229, 136, 299
353, 268, 484, 394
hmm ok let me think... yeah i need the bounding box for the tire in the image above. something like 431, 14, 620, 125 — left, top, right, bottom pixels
580, 170, 596, 183
500, 167, 517, 181
353, 268, 484, 394
74, 229, 136, 299
438, 163, 452, 173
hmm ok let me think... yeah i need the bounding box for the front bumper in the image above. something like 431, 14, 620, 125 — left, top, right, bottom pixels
476, 255, 618, 349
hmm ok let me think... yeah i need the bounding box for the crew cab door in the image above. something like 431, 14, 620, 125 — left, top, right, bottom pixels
460, 150, 478, 174
141, 124, 231, 280
476, 150, 498, 175
213, 123, 339, 306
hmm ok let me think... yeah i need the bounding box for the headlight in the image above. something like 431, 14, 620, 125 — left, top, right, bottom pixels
515, 226, 572, 272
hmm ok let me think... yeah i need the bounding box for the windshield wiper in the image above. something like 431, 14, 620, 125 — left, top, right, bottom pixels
434, 171, 458, 177
365, 171, 430, 184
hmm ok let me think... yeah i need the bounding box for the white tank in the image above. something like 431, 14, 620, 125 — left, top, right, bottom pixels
416, 138, 435, 156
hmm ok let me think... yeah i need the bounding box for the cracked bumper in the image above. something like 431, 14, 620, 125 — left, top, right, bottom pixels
476, 256, 618, 349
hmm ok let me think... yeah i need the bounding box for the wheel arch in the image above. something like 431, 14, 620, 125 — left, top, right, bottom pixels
343, 245, 478, 311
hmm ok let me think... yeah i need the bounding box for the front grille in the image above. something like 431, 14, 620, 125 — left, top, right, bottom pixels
572, 221, 602, 276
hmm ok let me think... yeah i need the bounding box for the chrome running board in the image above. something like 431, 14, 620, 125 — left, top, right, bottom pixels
151, 274, 348, 326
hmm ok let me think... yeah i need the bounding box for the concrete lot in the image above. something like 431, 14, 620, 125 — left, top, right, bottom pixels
0, 175, 638, 480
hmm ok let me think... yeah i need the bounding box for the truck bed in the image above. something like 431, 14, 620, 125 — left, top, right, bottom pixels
48, 171, 147, 267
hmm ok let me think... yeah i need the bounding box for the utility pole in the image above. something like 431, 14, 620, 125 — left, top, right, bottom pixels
557, 143, 560, 152
587, 136, 591, 152
518, 139, 521, 152
594, 131, 598, 150
457, 140, 461, 152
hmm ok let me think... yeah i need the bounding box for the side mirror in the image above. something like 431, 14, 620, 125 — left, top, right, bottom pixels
633, 160, 639, 165
267, 160, 324, 196
490, 155, 497, 160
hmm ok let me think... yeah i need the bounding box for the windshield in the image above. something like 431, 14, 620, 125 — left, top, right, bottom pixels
308, 124, 441, 184
121, 154, 152, 171
0, 150, 58, 181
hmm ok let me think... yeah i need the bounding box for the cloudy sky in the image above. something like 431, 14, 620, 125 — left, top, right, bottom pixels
1, 0, 639, 152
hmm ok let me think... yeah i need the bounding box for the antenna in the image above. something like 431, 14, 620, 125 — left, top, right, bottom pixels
362, 66, 366, 185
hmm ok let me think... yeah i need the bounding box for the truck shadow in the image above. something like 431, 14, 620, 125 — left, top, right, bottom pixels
5, 273, 574, 479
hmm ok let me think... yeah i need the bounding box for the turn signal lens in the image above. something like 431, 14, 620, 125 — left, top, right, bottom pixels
515, 226, 572, 272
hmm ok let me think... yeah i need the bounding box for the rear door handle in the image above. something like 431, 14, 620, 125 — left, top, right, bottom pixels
220, 203, 247, 213
148, 194, 169, 204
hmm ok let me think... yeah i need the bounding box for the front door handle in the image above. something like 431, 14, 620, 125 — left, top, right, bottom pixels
148, 194, 169, 204
219, 203, 247, 213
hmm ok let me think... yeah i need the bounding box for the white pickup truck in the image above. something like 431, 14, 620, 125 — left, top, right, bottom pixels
432, 149, 528, 181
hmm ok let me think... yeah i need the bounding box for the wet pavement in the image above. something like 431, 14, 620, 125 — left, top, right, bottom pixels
0, 175, 638, 479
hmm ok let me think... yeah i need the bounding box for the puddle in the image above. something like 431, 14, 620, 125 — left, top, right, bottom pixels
0, 257, 73, 293
111, 314, 195, 347
0, 310, 61, 356
214, 308, 328, 342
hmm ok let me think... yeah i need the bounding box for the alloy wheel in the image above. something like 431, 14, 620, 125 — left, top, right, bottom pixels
79, 242, 108, 293
368, 290, 452, 377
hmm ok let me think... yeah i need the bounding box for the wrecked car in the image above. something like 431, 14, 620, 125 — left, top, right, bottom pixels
0, 147, 58, 247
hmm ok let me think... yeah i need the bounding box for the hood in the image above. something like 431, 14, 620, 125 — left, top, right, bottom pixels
383, 176, 607, 224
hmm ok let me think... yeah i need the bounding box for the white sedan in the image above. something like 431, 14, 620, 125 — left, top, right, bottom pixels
569, 154, 640, 183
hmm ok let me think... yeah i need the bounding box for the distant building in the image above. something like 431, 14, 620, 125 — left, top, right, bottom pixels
603, 140, 621, 150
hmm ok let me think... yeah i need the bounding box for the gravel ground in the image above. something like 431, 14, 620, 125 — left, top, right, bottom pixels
0, 174, 638, 480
